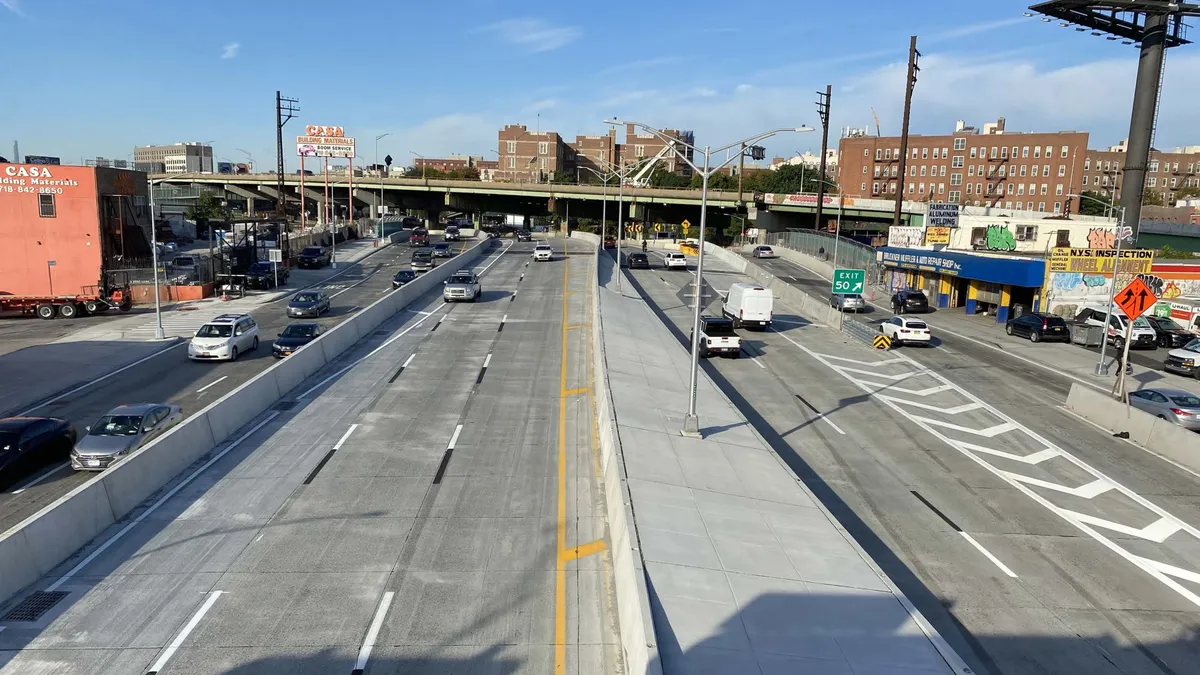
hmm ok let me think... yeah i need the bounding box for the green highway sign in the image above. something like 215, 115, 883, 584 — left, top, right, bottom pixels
833, 268, 866, 294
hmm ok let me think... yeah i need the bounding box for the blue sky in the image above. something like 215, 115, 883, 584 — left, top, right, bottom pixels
3, 0, 1199, 170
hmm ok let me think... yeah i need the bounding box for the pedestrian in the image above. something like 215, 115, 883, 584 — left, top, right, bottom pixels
818, 246, 826, 260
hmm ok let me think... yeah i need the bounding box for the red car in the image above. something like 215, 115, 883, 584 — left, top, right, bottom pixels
409, 229, 429, 247
603, 236, 616, 249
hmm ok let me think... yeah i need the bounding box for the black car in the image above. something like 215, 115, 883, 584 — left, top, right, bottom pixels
273, 322, 324, 358
287, 291, 331, 318
1146, 316, 1193, 349
0, 416, 76, 488
297, 246, 331, 269
517, 230, 533, 242
392, 270, 417, 289
245, 261, 289, 290
432, 242, 453, 258
444, 225, 461, 242
627, 252, 651, 269
891, 289, 929, 314
1005, 312, 1070, 343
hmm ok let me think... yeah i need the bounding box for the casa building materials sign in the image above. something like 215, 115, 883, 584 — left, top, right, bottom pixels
1048, 247, 1154, 276
763, 193, 840, 207
0, 164, 83, 196
927, 202, 959, 228
924, 226, 951, 246
297, 125, 355, 158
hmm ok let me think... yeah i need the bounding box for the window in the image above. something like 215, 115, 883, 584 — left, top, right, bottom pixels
38, 193, 56, 217
1031, 165, 1039, 177
912, 148, 919, 159
1020, 165, 1027, 177
1082, 175, 1089, 185
939, 165, 946, 176
920, 165, 927, 176
874, 166, 881, 178
977, 182, 983, 195
889, 166, 896, 177
1007, 183, 1014, 194
1102, 175, 1109, 187
990, 147, 998, 158
1044, 165, 1050, 177
987, 183, 995, 194
909, 165, 916, 177
1005, 201, 1012, 209
988, 166, 996, 177
862, 165, 868, 174
1058, 165, 1066, 177
539, 157, 547, 170
922, 148, 928, 159
951, 156, 964, 168
1190, 163, 1195, 173
633, 144, 645, 157
938, 183, 945, 194
1012, 146, 1019, 159
1084, 158, 1091, 170
941, 148, 949, 159
998, 166, 1007, 178
1001, 147, 1009, 159
1055, 204, 1063, 216
1027, 201, 1035, 210
966, 183, 973, 194
884, 148, 892, 160
1061, 145, 1069, 158
861, 182, 867, 192
1040, 184, 1048, 195
1017, 225, 1037, 240
978, 165, 985, 176
968, 165, 975, 177
508, 156, 516, 168
919, 182, 925, 192
953, 138, 966, 150
948, 190, 961, 203
1174, 162, 1180, 172
872, 182, 880, 194
1149, 160, 1159, 172
1148, 177, 1157, 187
1034, 146, 1041, 159
908, 183, 915, 193
538, 141, 549, 155
895, 148, 901, 159
1018, 184, 1025, 196
970, 147, 978, 158
1030, 183, 1037, 194
506, 140, 517, 153
950, 173, 963, 186
1171, 177, 1178, 188
1056, 184, 1063, 196
890, 181, 897, 193
1022, 146, 1030, 158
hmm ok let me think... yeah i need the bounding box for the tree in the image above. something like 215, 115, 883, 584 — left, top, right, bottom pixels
1171, 186, 1200, 203
1076, 190, 1112, 217
185, 192, 228, 223
690, 172, 737, 190
1142, 187, 1166, 207
550, 171, 575, 184
647, 165, 690, 189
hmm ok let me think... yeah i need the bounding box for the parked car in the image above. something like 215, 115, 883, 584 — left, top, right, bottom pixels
880, 316, 932, 346
1146, 315, 1193, 349
752, 245, 777, 259
689, 316, 741, 358
1005, 312, 1071, 343
1128, 387, 1200, 431
432, 242, 454, 258
831, 293, 866, 312
1164, 338, 1200, 379
296, 246, 331, 269
534, 244, 553, 262
245, 261, 289, 290
1074, 305, 1157, 351
0, 417, 75, 488
891, 289, 929, 314
392, 270, 417, 289
71, 403, 183, 471
273, 322, 323, 358
627, 252, 651, 269
188, 313, 260, 361
443, 270, 482, 303
287, 291, 330, 318
603, 236, 616, 249
664, 252, 688, 269
723, 283, 773, 329
409, 229, 429, 247
411, 248, 435, 272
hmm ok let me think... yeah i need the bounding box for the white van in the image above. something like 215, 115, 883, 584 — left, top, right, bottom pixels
1074, 304, 1158, 350
722, 283, 773, 329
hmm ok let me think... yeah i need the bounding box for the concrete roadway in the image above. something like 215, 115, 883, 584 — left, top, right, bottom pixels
0, 238, 620, 675
0, 238, 441, 534
624, 249, 1200, 675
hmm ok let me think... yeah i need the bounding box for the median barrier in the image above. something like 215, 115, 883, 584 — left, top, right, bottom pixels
1066, 383, 1200, 472
0, 237, 492, 609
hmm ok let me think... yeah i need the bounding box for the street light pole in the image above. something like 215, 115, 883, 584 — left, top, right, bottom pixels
1072, 193, 1127, 377
375, 133, 391, 239
607, 119, 813, 437
146, 173, 188, 339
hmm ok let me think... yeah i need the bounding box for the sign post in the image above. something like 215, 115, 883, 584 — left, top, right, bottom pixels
1112, 276, 1159, 401
268, 248, 283, 287
833, 268, 866, 332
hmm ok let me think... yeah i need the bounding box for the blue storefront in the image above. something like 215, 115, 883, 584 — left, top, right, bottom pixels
877, 247, 1047, 323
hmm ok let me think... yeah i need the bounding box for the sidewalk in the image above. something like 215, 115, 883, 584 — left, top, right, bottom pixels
55, 238, 390, 343
596, 257, 961, 674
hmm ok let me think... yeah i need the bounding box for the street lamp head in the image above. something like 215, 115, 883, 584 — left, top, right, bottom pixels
603, 118, 626, 126
795, 126, 815, 133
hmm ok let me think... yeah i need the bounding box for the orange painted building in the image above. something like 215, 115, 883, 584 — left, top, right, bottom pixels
0, 163, 150, 298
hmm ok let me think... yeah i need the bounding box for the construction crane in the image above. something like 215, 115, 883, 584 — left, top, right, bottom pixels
626, 142, 678, 187
870, 107, 882, 136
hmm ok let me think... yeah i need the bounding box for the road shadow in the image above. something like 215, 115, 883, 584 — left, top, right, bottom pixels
476, 290, 513, 303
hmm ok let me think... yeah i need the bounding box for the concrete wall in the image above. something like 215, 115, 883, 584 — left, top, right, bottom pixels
0, 236, 493, 607
1065, 384, 1200, 473
572, 229, 663, 674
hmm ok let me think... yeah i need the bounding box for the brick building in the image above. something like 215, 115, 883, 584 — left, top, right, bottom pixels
570, 129, 618, 181
621, 124, 694, 177
1082, 139, 1200, 208
837, 118, 1090, 215
496, 125, 569, 182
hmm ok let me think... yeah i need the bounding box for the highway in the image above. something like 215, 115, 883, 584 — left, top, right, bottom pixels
0, 238, 440, 533
624, 248, 1200, 675
0, 237, 620, 674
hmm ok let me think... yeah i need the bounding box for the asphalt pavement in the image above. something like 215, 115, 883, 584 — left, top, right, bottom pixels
0, 238, 620, 675
0, 238, 439, 533
623, 248, 1200, 675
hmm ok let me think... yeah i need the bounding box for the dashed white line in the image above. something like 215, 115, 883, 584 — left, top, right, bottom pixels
9, 461, 68, 495
333, 424, 359, 450
402, 353, 415, 368
353, 591, 395, 674
196, 376, 229, 393
483, 353, 492, 368
146, 590, 224, 674
447, 424, 464, 450
960, 533, 1018, 578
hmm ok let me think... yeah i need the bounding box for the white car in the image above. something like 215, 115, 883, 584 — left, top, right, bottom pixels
664, 252, 688, 270
533, 244, 553, 261
188, 313, 260, 361
752, 245, 777, 259
880, 316, 932, 346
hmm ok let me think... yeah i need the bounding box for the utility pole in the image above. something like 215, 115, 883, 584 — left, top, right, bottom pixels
1120, 12, 1168, 241
814, 84, 831, 232
737, 143, 746, 204
275, 91, 299, 254
893, 36, 919, 228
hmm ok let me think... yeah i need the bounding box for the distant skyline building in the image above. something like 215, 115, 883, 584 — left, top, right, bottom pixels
133, 142, 213, 174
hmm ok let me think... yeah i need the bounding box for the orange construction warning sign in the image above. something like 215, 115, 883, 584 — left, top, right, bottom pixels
1114, 277, 1158, 319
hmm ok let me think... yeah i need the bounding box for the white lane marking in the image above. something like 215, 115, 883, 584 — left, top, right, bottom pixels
297, 241, 514, 400
1001, 473, 1114, 499
9, 461, 69, 495
333, 424, 359, 450
354, 591, 395, 672
405, 309, 434, 316
501, 314, 508, 324
16, 341, 184, 416
483, 353, 492, 368
195, 376, 229, 394
960, 533, 1018, 578
402, 354, 415, 368
46, 412, 281, 591
254, 534, 264, 543
751, 355, 766, 369
147, 590, 223, 673
329, 271, 376, 299
877, 397, 982, 415
447, 424, 464, 450
771, 319, 811, 327
767, 328, 846, 435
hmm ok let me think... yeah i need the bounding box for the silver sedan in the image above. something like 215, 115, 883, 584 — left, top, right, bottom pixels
831, 293, 867, 312
1128, 388, 1200, 431
71, 403, 184, 471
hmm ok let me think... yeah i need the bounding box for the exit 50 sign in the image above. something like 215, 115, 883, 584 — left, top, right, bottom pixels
833, 268, 866, 294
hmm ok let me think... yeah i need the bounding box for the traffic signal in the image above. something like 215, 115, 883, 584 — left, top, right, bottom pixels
748, 145, 766, 161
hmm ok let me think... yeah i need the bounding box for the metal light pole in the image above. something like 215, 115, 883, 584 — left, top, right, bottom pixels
587, 154, 663, 291
1072, 193, 1128, 376
147, 173, 188, 339
579, 166, 612, 244
608, 119, 813, 437
375, 133, 391, 239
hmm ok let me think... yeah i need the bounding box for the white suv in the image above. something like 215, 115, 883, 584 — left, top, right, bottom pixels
533, 244, 553, 261
188, 313, 260, 361
664, 252, 688, 269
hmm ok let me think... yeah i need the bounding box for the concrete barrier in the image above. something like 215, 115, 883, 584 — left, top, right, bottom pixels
581, 232, 662, 675
0, 236, 493, 608
1065, 384, 1200, 471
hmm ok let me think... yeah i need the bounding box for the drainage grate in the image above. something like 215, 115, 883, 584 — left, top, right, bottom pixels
273, 400, 298, 411
2, 591, 69, 622
373, 330, 389, 336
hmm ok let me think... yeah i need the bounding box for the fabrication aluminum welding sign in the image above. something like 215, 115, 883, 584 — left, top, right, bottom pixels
296, 125, 355, 158
927, 202, 959, 228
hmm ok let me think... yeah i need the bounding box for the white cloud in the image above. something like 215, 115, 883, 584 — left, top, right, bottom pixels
735, 84, 754, 93
0, 0, 23, 14
480, 18, 580, 53
595, 56, 683, 76
690, 87, 717, 98
526, 99, 559, 113
925, 17, 1027, 43
221, 42, 240, 59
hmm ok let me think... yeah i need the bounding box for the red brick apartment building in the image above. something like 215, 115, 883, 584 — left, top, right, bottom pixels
621, 124, 695, 177
494, 123, 696, 183
837, 118, 1090, 214
1082, 139, 1200, 207
496, 125, 570, 182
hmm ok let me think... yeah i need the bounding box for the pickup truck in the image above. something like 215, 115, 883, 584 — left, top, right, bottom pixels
443, 270, 481, 303
689, 316, 742, 358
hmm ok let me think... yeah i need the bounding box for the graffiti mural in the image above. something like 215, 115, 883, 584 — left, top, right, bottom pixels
887, 226, 925, 248
1047, 268, 1200, 315
985, 224, 1016, 251
1135, 273, 1166, 297
1087, 228, 1117, 250
1162, 281, 1184, 299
